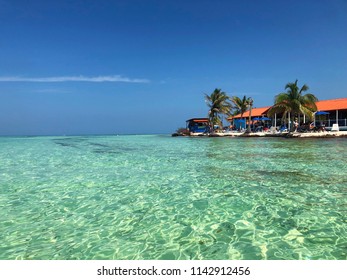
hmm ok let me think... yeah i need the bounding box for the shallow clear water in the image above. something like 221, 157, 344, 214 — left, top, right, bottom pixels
0, 135, 346, 260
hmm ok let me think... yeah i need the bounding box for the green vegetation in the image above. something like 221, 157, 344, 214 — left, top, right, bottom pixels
205, 88, 232, 131
200, 80, 317, 133
176, 127, 189, 135
230, 95, 249, 118
268, 80, 318, 130
230, 95, 253, 132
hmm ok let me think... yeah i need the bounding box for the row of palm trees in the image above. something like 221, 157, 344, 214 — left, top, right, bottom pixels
205, 80, 318, 132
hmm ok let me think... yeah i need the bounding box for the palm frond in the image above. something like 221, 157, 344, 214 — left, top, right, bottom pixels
270, 80, 318, 120
205, 88, 232, 128
299, 84, 309, 94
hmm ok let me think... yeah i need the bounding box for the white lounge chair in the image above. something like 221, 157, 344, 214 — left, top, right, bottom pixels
331, 124, 339, 132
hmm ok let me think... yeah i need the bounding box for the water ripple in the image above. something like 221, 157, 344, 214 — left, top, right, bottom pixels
0, 135, 346, 259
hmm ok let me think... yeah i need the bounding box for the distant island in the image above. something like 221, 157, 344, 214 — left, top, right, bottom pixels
173, 80, 347, 138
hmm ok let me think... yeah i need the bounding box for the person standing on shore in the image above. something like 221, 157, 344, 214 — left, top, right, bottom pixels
294, 118, 299, 132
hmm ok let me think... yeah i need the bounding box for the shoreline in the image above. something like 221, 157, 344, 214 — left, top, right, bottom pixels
172, 131, 347, 138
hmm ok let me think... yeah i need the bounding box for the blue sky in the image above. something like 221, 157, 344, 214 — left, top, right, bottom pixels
0, 0, 346, 135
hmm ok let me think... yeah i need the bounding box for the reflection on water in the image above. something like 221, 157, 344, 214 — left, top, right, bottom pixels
0, 135, 346, 259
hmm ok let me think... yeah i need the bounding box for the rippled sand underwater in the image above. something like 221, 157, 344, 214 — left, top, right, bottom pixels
0, 135, 346, 259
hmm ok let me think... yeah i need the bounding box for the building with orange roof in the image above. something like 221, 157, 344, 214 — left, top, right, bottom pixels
228, 106, 271, 119
228, 97, 347, 131
315, 98, 347, 130
227, 106, 271, 130
316, 98, 347, 111
186, 118, 209, 134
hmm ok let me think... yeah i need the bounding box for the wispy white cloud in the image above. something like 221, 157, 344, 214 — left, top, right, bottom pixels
0, 75, 150, 83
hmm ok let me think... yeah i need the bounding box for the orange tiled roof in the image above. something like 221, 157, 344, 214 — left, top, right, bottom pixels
228, 106, 271, 120
227, 98, 347, 121
316, 98, 347, 111
186, 118, 209, 122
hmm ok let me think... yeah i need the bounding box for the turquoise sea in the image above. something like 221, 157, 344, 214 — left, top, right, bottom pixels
0, 135, 346, 260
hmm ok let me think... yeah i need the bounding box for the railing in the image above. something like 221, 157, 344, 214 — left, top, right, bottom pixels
271, 119, 347, 131
317, 119, 347, 127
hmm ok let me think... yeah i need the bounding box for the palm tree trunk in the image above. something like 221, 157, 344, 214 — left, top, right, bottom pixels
247, 105, 252, 133
288, 111, 291, 131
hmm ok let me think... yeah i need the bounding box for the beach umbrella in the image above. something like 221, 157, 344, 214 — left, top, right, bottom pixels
253, 117, 271, 121
315, 111, 330, 115
314, 111, 330, 126
260, 117, 271, 121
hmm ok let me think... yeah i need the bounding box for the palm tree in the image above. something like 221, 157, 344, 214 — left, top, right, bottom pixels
268, 80, 318, 131
246, 97, 253, 133
205, 88, 232, 132
230, 95, 249, 118
230, 95, 253, 131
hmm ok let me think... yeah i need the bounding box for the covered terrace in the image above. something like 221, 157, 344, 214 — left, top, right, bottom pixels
227, 106, 271, 130
315, 98, 347, 130
228, 98, 347, 131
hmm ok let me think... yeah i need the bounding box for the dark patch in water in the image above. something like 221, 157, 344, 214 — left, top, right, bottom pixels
93, 149, 118, 154
54, 142, 77, 148
117, 146, 139, 152
89, 142, 110, 148
52, 137, 88, 142
53, 137, 90, 148
255, 169, 306, 178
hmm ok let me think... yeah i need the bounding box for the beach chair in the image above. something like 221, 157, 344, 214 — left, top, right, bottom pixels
279, 125, 288, 133
269, 126, 277, 134
331, 124, 339, 132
